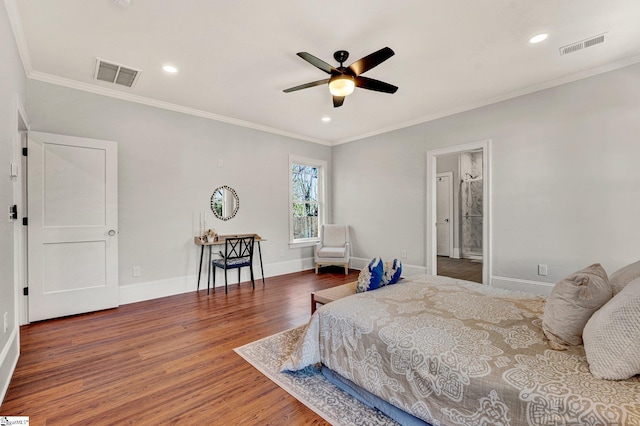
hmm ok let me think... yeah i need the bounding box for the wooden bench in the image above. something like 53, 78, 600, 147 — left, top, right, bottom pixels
311, 281, 358, 314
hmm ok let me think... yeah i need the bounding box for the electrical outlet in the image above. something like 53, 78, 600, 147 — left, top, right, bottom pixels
538, 264, 548, 276
3, 312, 8, 333
132, 266, 141, 277
401, 250, 407, 259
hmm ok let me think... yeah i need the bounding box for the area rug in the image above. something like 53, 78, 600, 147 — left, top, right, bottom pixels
234, 325, 398, 426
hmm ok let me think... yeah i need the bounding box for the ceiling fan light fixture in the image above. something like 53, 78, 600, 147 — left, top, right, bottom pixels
329, 75, 355, 97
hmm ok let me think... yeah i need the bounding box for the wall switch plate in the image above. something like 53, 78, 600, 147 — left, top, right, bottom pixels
217, 159, 224, 168
3, 312, 8, 333
401, 250, 407, 259
132, 266, 141, 277
10, 161, 18, 177
538, 264, 548, 276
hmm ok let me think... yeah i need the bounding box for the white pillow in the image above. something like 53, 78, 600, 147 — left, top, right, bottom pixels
583, 277, 640, 380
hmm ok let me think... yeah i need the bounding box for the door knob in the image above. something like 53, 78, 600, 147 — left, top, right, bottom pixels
108, 229, 117, 236
444, 219, 449, 223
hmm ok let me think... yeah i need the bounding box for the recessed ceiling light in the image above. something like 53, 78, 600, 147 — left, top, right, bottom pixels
529, 33, 548, 44
163, 65, 178, 73
321, 116, 331, 123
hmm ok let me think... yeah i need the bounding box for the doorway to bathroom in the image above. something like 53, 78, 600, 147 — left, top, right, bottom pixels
426, 140, 490, 284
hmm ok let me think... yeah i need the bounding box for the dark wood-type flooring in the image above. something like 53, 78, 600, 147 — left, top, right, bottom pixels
1, 267, 360, 426
437, 256, 483, 283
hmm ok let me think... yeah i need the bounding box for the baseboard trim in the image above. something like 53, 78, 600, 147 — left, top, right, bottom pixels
491, 275, 554, 295
119, 258, 316, 305
119, 275, 195, 305
0, 327, 19, 405
117, 261, 558, 305
267, 257, 316, 278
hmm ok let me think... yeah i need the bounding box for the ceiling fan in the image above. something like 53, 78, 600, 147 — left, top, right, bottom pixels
283, 47, 398, 108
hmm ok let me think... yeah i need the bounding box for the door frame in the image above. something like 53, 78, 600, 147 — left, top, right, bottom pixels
426, 140, 491, 284
14, 98, 29, 326
436, 171, 454, 257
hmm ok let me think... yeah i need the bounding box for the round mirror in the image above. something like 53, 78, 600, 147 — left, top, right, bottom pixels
210, 185, 239, 221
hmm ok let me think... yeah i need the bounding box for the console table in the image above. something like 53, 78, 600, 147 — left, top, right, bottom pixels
194, 234, 266, 291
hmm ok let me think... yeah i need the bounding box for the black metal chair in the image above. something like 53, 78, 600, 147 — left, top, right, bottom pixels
210, 236, 255, 294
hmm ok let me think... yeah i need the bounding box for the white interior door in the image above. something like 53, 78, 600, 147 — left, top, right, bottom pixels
28, 131, 118, 322
436, 173, 453, 257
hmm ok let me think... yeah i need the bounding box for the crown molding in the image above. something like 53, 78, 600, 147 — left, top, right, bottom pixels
333, 53, 640, 145
4, 1, 331, 147
5, 0, 329, 145
27, 71, 331, 146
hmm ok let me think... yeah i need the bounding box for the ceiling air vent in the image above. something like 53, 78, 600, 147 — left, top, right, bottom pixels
94, 58, 141, 87
559, 33, 607, 56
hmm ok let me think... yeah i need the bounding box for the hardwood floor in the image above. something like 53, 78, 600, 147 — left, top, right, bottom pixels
437, 256, 483, 283
1, 268, 360, 425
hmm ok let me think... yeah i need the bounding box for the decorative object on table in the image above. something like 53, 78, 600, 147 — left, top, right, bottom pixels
204, 228, 217, 242
199, 210, 207, 239
211, 185, 239, 221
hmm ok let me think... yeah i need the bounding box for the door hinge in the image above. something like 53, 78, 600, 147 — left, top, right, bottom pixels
23, 287, 28, 296
9, 205, 17, 220
22, 147, 28, 156
22, 217, 28, 226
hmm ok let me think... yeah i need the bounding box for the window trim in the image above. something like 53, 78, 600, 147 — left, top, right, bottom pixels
289, 155, 327, 245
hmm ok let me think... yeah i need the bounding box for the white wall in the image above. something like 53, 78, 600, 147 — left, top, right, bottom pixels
25, 80, 332, 302
333, 62, 640, 293
0, 0, 26, 403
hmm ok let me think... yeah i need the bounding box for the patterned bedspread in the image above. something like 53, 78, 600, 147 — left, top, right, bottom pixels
281, 274, 640, 426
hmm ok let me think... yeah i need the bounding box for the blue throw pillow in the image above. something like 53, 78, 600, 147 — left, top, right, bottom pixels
382, 259, 402, 285
356, 257, 384, 293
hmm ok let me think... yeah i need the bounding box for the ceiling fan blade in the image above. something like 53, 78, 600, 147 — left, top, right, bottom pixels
283, 78, 329, 93
297, 52, 336, 74
354, 76, 398, 94
333, 96, 345, 108
348, 47, 395, 76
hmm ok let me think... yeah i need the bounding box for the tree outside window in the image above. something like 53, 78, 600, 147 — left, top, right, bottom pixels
290, 157, 325, 243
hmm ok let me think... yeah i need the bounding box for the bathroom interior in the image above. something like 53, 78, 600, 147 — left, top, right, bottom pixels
436, 149, 483, 283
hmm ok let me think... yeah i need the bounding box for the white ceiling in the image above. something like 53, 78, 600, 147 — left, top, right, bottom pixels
7, 0, 640, 145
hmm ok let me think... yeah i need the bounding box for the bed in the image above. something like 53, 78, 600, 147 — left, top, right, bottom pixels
281, 274, 640, 426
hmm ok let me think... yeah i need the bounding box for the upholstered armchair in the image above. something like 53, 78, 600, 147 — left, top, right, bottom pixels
314, 224, 350, 274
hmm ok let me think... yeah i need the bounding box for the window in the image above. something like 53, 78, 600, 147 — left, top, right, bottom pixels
290, 156, 326, 244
